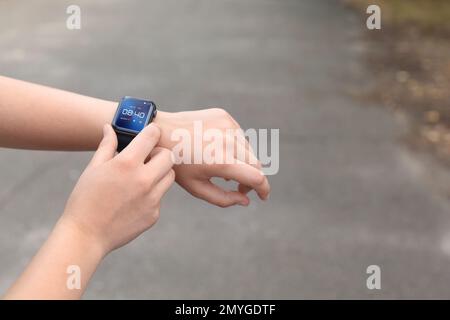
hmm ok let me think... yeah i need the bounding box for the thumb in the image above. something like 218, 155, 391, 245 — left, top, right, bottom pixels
89, 124, 118, 167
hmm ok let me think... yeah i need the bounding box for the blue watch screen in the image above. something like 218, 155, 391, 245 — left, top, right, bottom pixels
114, 98, 152, 132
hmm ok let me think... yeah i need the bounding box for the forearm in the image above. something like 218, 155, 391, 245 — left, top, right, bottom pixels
3, 217, 104, 299
0, 76, 117, 150
0, 76, 269, 207
0, 76, 173, 150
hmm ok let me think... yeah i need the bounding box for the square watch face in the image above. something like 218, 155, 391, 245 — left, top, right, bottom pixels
113, 97, 154, 133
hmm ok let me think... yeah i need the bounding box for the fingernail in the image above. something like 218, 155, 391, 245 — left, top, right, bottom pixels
239, 199, 249, 206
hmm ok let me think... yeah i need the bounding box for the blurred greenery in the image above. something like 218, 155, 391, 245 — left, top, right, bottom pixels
345, 0, 450, 32
344, 0, 450, 164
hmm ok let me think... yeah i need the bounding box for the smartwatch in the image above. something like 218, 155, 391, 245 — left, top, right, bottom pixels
111, 96, 157, 152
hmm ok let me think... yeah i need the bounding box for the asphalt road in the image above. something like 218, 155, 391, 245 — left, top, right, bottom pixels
1, 0, 450, 299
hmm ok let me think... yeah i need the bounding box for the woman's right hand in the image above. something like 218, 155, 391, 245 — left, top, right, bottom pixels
61, 123, 175, 256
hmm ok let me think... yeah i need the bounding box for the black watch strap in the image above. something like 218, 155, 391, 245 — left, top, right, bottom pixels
116, 132, 134, 152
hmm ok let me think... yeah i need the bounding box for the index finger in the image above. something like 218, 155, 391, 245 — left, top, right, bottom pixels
119, 123, 161, 163
209, 161, 270, 200
144, 147, 174, 183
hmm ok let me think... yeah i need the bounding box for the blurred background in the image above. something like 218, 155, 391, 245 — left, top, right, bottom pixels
0, 0, 449, 299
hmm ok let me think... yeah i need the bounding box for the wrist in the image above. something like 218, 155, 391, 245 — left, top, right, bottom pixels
90, 100, 116, 150
55, 215, 107, 261
104, 101, 177, 150
153, 110, 179, 150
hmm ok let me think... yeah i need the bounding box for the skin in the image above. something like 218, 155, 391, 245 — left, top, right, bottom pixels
0, 76, 270, 206
0, 75, 271, 299
4, 124, 174, 299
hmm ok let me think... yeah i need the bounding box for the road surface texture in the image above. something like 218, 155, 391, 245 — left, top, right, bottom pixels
1, 0, 450, 299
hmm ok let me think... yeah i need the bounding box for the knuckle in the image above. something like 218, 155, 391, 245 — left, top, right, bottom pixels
136, 175, 152, 192
169, 169, 176, 180
148, 190, 160, 203
217, 199, 231, 208
252, 173, 265, 186
152, 208, 160, 220
116, 155, 135, 170
212, 107, 234, 120
211, 107, 228, 115
188, 187, 203, 199
166, 169, 176, 183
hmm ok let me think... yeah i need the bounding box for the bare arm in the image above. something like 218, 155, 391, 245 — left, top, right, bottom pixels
0, 75, 269, 206
3, 218, 104, 299
4, 125, 174, 299
0, 76, 116, 150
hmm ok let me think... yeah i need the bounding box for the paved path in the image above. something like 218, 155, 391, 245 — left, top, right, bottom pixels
1, 0, 450, 298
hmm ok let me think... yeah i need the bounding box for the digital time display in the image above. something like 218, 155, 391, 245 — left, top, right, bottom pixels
113, 97, 154, 133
